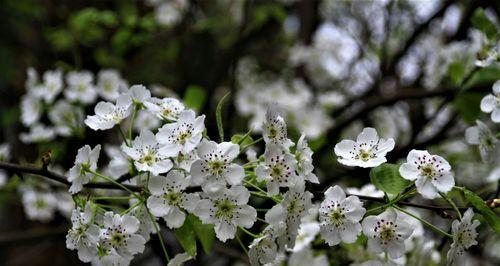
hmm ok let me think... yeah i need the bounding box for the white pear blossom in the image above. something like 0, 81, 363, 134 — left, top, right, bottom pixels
289, 247, 329, 266
262, 104, 294, 149
167, 252, 193, 266
21, 189, 58, 222
256, 144, 298, 196
30, 69, 63, 103
99, 212, 146, 259
399, 149, 454, 199
49, 100, 84, 136
346, 184, 384, 198
20, 94, 42, 126
126, 84, 151, 107
334, 127, 395, 168
128, 198, 157, 241
156, 110, 206, 154
85, 94, 133, 131
273, 182, 313, 249
96, 69, 128, 101
65, 71, 98, 104
190, 140, 244, 192
174, 149, 199, 172
133, 110, 160, 132
447, 208, 480, 265
104, 145, 131, 179
122, 130, 175, 175
362, 208, 413, 259
66, 205, 100, 262
480, 80, 500, 122
147, 170, 200, 228
319, 185, 365, 246
194, 186, 257, 242
295, 133, 319, 183
20, 123, 56, 143
465, 120, 498, 163
144, 97, 185, 121
292, 222, 320, 252
68, 145, 101, 194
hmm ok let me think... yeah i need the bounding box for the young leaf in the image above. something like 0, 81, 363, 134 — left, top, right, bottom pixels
471, 8, 498, 40
183, 85, 207, 112
174, 217, 197, 257
189, 214, 216, 254
452, 93, 483, 124
370, 163, 412, 195
462, 66, 500, 91
216, 92, 231, 142
462, 188, 500, 234
231, 131, 254, 147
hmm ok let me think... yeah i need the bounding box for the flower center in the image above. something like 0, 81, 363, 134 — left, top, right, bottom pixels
208, 161, 226, 175
164, 192, 182, 206
35, 198, 47, 209
268, 126, 277, 139
178, 132, 191, 144
111, 232, 125, 246
215, 199, 236, 219
271, 166, 282, 179
358, 150, 371, 161
140, 152, 155, 166
420, 165, 435, 177
329, 209, 345, 227
380, 226, 395, 242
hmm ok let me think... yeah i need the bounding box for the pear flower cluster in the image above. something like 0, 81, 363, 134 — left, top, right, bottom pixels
12, 70, 492, 266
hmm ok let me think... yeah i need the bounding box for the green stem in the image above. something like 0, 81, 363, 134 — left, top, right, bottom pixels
235, 233, 248, 255
121, 199, 143, 215
117, 126, 130, 146
394, 205, 452, 238
439, 192, 462, 220
144, 202, 170, 262
87, 169, 141, 199
128, 106, 138, 142
239, 226, 259, 238
240, 137, 263, 153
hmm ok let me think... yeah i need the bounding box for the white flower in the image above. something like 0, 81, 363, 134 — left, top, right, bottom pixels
128, 198, 157, 241
144, 97, 185, 121
193, 186, 257, 242
96, 69, 128, 101
122, 130, 175, 175
190, 140, 244, 192
68, 145, 101, 194
49, 100, 84, 136
319, 185, 365, 246
156, 110, 205, 154
65, 71, 97, 104
271, 182, 313, 249
174, 149, 199, 172
289, 248, 329, 266
66, 205, 100, 262
447, 208, 480, 265
21, 95, 42, 126
0, 143, 11, 161
362, 208, 413, 259
295, 134, 319, 183
55, 191, 75, 217
104, 145, 131, 179
85, 94, 133, 131
399, 149, 454, 199
155, 0, 187, 26
256, 144, 298, 196
480, 80, 500, 122
334, 127, 395, 168
30, 69, 63, 103
262, 104, 294, 149
346, 184, 384, 198
20, 124, 56, 143
100, 212, 146, 257
292, 222, 320, 252
133, 110, 160, 132
21, 189, 57, 222
167, 252, 193, 266
147, 170, 200, 228
126, 84, 151, 107
465, 120, 498, 163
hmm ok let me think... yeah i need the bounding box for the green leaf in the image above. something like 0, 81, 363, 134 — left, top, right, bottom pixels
231, 131, 254, 146
183, 85, 207, 112
447, 61, 466, 86
369, 163, 412, 195
216, 92, 231, 142
189, 214, 215, 254
471, 8, 498, 40
462, 188, 500, 233
452, 92, 483, 124
174, 217, 197, 257
462, 66, 500, 91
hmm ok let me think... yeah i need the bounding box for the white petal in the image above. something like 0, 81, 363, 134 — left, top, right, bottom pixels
399, 163, 419, 181
340, 222, 361, 243
225, 164, 244, 185
324, 185, 346, 202
320, 225, 341, 246
190, 160, 206, 185
415, 177, 438, 199
334, 140, 356, 159
492, 108, 500, 123
432, 173, 454, 193
147, 196, 170, 217
126, 234, 146, 254
122, 214, 140, 233
234, 205, 257, 228
465, 126, 480, 144
215, 221, 237, 242
480, 94, 496, 113
387, 240, 405, 259
196, 140, 217, 158
148, 175, 167, 195
361, 216, 378, 238
357, 128, 378, 146
159, 143, 181, 157
165, 207, 186, 228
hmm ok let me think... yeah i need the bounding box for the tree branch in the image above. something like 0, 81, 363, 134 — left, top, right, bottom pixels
0, 161, 141, 192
